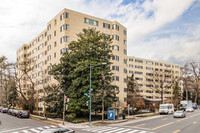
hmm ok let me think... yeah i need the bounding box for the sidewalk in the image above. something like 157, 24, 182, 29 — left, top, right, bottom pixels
30, 112, 160, 129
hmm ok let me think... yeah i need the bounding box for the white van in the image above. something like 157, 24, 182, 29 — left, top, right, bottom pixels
159, 104, 174, 114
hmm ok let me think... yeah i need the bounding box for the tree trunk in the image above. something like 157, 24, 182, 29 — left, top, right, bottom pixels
161, 88, 163, 104
102, 95, 104, 122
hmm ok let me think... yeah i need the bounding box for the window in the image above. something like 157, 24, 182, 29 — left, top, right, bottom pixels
129, 58, 133, 62
115, 87, 119, 91
124, 78, 127, 83
60, 48, 68, 54
124, 59, 127, 64
103, 23, 110, 29
45, 50, 47, 55
135, 71, 143, 75
146, 96, 153, 99
112, 24, 119, 30
112, 66, 119, 71
32, 40, 37, 46
146, 67, 153, 70
135, 65, 143, 69
135, 59, 143, 63
32, 56, 37, 62
38, 71, 43, 76
124, 88, 127, 92
38, 62, 43, 67
113, 76, 119, 81
112, 55, 119, 61
45, 41, 47, 46
47, 35, 51, 41
146, 90, 153, 93
124, 49, 127, 55
32, 73, 37, 78
47, 55, 51, 61
38, 53, 43, 59
54, 41, 57, 47
60, 36, 69, 43
84, 18, 98, 26
47, 24, 51, 30
112, 35, 119, 41
38, 35, 43, 41
47, 45, 51, 51
54, 30, 56, 36
124, 30, 127, 35
129, 70, 133, 74
146, 84, 154, 87
165, 64, 171, 67
32, 48, 37, 54
60, 24, 69, 31
124, 98, 127, 102
135, 77, 143, 80
54, 52, 56, 58
54, 19, 57, 25
60, 12, 69, 20
175, 66, 179, 69
124, 40, 127, 45
146, 79, 153, 82
38, 43, 43, 50
136, 83, 143, 87
129, 64, 133, 68
155, 63, 159, 66
160, 63, 163, 66
146, 61, 153, 65
112, 45, 119, 51
124, 68, 127, 73
146, 73, 153, 76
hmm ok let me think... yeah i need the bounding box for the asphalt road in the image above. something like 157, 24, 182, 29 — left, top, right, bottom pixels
0, 112, 57, 133
1, 109, 200, 133
77, 109, 200, 133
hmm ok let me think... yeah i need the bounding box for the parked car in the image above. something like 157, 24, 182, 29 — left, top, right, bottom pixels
174, 110, 186, 118
7, 109, 14, 115
11, 109, 17, 116
186, 107, 194, 112
192, 103, 198, 109
1, 108, 8, 113
17, 110, 29, 118
40, 128, 75, 133
0, 106, 4, 112
13, 110, 21, 117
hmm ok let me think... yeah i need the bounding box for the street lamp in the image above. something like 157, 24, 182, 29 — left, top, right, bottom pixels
89, 62, 107, 127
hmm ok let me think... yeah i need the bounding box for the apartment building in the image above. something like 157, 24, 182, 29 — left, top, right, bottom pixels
127, 56, 181, 103
17, 9, 128, 112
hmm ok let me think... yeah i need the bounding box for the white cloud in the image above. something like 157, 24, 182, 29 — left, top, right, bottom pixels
0, 0, 197, 65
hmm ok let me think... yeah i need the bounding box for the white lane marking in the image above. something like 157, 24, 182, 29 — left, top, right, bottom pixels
30, 128, 40, 133
86, 127, 111, 131
1, 127, 29, 133
122, 126, 152, 131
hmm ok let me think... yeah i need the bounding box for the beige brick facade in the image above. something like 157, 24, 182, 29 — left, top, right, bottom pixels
17, 9, 181, 112
17, 9, 128, 112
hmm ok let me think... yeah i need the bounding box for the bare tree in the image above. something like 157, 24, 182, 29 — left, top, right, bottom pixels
146, 68, 180, 104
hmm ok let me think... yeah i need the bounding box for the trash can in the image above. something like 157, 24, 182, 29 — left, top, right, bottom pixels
122, 114, 126, 119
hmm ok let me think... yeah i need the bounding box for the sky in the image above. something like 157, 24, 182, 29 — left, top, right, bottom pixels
0, 0, 200, 66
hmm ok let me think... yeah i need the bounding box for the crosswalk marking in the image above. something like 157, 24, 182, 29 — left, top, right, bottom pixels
37, 127, 44, 130
105, 128, 125, 133
117, 129, 132, 133
44, 126, 50, 129
82, 126, 154, 133
22, 130, 30, 133
30, 128, 40, 133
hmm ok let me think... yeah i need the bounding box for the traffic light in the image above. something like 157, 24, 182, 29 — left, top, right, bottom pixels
86, 101, 89, 106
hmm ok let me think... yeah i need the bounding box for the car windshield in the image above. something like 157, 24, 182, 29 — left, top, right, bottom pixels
160, 106, 168, 109
176, 111, 183, 113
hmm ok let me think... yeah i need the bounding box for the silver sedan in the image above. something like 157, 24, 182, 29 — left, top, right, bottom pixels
174, 110, 186, 118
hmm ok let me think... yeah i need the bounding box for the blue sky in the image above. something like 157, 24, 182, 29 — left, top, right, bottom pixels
0, 0, 200, 66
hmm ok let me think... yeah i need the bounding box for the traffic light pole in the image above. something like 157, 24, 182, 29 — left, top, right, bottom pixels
63, 94, 65, 125
89, 65, 92, 127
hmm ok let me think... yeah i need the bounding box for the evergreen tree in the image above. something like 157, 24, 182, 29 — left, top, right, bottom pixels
49, 28, 115, 117
173, 82, 182, 110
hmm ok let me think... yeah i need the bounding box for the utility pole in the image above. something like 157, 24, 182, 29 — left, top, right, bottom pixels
63, 94, 65, 125
89, 65, 92, 127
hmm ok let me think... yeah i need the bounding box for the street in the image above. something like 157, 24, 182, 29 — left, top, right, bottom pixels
1, 110, 200, 133
77, 109, 200, 133
0, 113, 57, 133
